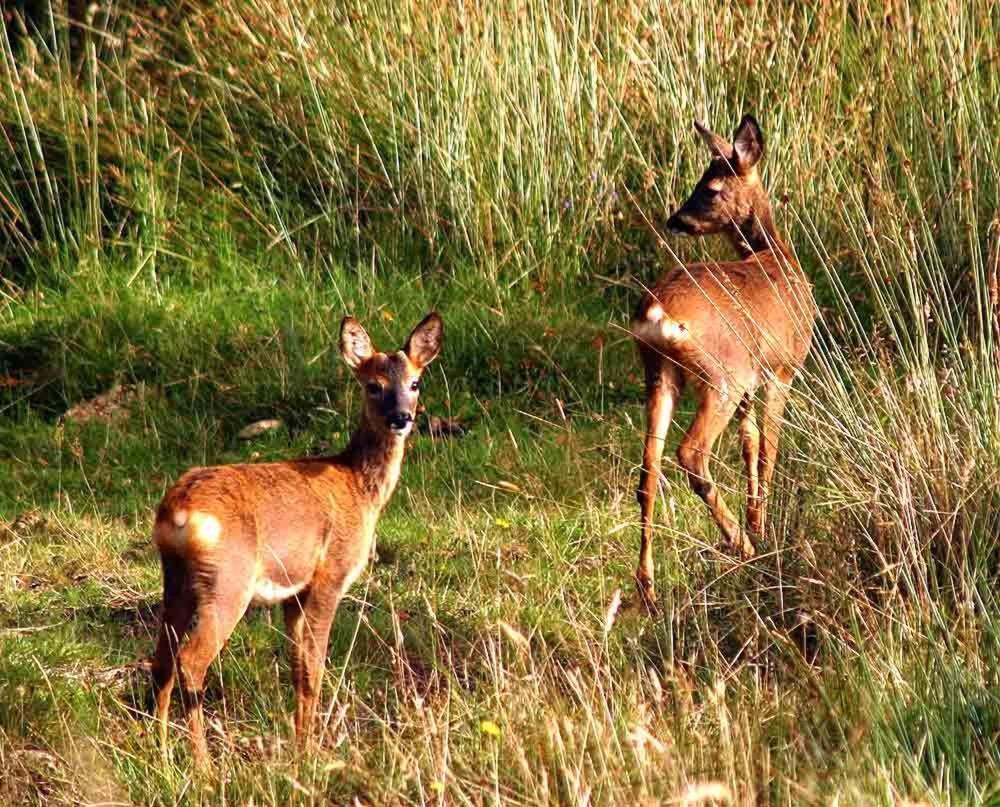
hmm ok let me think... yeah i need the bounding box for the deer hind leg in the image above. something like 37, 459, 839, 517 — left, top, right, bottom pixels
175, 557, 256, 768
757, 371, 793, 533
151, 554, 196, 756
738, 394, 762, 536
677, 386, 755, 558
635, 350, 683, 611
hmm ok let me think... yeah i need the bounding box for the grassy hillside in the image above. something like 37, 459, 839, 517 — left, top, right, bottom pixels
2, 1, 1000, 803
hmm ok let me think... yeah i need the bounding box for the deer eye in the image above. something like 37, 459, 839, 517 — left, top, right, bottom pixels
410, 380, 421, 392
366, 382, 383, 396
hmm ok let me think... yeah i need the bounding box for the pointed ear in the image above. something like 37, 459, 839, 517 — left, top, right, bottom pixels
693, 119, 732, 159
404, 312, 443, 368
340, 316, 374, 369
732, 114, 764, 171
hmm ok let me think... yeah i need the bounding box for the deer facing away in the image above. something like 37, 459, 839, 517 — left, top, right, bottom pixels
631, 115, 815, 609
150, 312, 443, 766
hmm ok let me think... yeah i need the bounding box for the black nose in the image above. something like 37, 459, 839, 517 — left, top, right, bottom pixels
387, 412, 413, 430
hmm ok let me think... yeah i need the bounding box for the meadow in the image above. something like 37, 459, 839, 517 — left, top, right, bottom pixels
2, 1, 1000, 803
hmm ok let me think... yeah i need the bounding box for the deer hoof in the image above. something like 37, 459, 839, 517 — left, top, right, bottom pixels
720, 529, 756, 560
731, 535, 756, 560
634, 575, 659, 616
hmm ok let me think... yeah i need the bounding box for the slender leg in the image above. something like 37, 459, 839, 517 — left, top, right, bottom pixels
738, 394, 762, 535
635, 349, 683, 611
151, 555, 196, 757
175, 560, 255, 768
677, 386, 754, 557
757, 371, 793, 533
284, 577, 347, 743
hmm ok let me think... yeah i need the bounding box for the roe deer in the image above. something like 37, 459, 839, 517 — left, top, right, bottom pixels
150, 312, 443, 765
631, 115, 814, 609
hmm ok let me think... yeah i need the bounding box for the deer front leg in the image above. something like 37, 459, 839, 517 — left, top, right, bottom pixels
757, 372, 793, 533
738, 395, 762, 536
284, 581, 344, 745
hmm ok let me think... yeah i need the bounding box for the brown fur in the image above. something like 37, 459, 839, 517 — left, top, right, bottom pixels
631, 115, 814, 610
150, 313, 443, 766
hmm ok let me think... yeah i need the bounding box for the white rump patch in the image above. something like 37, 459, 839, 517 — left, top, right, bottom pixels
155, 509, 221, 551
632, 305, 688, 346
188, 512, 222, 548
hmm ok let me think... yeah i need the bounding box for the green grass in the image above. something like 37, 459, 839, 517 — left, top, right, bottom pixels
3, 0, 1000, 803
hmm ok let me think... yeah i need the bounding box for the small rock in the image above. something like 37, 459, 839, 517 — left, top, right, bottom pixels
237, 419, 284, 440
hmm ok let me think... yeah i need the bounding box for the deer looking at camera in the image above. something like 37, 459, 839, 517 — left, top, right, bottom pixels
631, 115, 815, 609
150, 312, 443, 766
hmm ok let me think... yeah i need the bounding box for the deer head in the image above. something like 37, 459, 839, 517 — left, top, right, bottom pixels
665, 115, 775, 255
340, 312, 443, 435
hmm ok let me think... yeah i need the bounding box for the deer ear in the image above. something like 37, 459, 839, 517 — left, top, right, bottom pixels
340, 317, 375, 369
693, 120, 732, 160
404, 312, 443, 368
732, 114, 764, 171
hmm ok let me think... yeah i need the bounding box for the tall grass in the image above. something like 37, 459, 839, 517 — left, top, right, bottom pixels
2, 0, 1000, 804
7, 1, 997, 286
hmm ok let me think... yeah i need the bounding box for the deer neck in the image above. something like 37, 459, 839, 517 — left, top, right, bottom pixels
342, 412, 408, 510
725, 199, 790, 261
